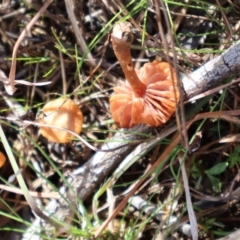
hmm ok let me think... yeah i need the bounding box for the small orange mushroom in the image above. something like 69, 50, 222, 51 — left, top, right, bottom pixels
109, 22, 180, 128
39, 98, 83, 143
0, 152, 6, 168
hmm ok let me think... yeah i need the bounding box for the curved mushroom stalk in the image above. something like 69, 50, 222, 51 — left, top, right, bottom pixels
110, 22, 180, 128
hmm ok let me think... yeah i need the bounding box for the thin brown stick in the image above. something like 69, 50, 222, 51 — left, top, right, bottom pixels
7, 0, 51, 95
64, 0, 96, 67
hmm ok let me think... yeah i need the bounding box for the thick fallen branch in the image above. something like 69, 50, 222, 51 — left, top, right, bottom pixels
182, 40, 240, 98
22, 40, 240, 239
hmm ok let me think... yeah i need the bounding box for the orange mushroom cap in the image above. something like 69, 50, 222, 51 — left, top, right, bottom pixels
110, 60, 179, 128
39, 98, 83, 143
0, 151, 6, 168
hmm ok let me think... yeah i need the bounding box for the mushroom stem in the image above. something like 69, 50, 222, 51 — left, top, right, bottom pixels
111, 22, 146, 98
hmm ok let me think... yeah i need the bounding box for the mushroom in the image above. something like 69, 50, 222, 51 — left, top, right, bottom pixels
0, 152, 6, 168
39, 98, 83, 143
109, 22, 180, 128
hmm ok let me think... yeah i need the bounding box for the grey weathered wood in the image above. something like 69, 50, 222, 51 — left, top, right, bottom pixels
22, 40, 240, 239
182, 40, 240, 98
